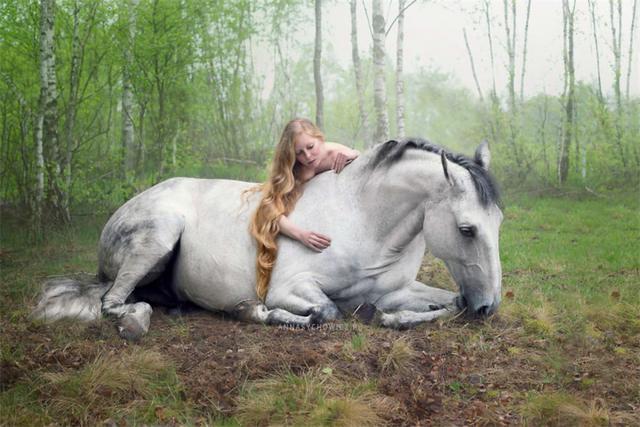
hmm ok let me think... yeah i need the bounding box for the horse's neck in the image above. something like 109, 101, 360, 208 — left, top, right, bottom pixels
358, 156, 450, 233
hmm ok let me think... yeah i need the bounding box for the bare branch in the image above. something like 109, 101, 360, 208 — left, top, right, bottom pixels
519, 0, 532, 101
463, 28, 484, 102
385, 0, 418, 37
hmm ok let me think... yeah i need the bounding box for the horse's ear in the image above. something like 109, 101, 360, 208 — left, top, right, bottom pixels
474, 140, 491, 171
440, 151, 453, 186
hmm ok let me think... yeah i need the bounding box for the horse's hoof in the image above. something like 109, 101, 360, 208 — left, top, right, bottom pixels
353, 303, 381, 325
308, 305, 341, 325
232, 300, 267, 322
117, 302, 152, 341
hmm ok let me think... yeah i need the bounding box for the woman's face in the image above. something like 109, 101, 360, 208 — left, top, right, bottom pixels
294, 132, 324, 167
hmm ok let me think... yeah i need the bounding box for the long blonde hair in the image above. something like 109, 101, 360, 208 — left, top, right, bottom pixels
250, 118, 324, 300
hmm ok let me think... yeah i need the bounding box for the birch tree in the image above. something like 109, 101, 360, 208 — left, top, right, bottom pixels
395, 0, 405, 138
372, 0, 389, 145
503, 0, 521, 167
609, 0, 626, 168
350, 0, 369, 144
626, 0, 638, 101
484, 0, 498, 101
314, 0, 323, 129
559, 0, 576, 185
519, 0, 532, 102
483, 0, 502, 145
39, 0, 69, 224
588, 0, 604, 101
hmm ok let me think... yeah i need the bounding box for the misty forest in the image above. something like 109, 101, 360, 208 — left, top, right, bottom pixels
1, 0, 637, 231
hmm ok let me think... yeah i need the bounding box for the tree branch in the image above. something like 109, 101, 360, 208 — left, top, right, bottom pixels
385, 0, 418, 36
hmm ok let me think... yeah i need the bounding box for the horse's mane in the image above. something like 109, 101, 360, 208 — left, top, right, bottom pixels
368, 138, 501, 207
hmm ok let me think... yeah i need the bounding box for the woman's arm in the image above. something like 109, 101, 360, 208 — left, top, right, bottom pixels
278, 215, 331, 252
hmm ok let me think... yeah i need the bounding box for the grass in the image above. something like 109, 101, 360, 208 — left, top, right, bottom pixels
235, 368, 383, 426
0, 349, 193, 426
520, 392, 615, 426
1, 191, 639, 425
379, 337, 416, 374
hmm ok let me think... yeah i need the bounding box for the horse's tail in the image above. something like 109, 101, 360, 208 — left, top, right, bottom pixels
30, 273, 111, 322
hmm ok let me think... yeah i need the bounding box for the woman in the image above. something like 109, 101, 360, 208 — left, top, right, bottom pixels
250, 118, 359, 300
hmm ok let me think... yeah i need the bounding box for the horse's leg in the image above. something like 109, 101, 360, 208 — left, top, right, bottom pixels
232, 300, 322, 327
356, 306, 452, 329
355, 281, 459, 329
100, 216, 183, 340
375, 281, 458, 312
266, 274, 342, 325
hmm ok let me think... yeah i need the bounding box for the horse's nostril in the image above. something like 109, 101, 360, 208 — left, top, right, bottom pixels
476, 305, 492, 317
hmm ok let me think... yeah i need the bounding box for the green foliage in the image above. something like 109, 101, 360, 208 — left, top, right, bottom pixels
2, 1, 638, 232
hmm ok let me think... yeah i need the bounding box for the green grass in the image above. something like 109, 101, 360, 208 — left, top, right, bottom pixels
500, 195, 639, 290
499, 194, 639, 337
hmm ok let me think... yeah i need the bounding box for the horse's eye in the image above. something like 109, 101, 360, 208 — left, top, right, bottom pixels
459, 226, 476, 238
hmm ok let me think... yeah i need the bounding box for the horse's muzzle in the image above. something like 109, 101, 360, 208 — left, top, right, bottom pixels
456, 295, 499, 318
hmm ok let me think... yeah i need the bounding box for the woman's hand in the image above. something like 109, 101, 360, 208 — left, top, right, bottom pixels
297, 229, 331, 252
278, 216, 330, 252
332, 150, 359, 173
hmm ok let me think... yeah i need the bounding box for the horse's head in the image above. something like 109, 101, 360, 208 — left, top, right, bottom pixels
422, 142, 503, 317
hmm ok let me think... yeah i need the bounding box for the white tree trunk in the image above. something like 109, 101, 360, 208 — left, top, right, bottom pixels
35, 109, 44, 235
39, 0, 69, 224
610, 0, 627, 168
372, 0, 389, 145
395, 0, 405, 138
625, 0, 638, 100
350, 0, 369, 145
484, 0, 498, 100
503, 0, 521, 167
519, 0, 532, 101
588, 0, 604, 101
314, 0, 324, 129
559, 0, 576, 184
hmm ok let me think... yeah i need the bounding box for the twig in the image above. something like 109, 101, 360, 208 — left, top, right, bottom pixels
362, 0, 374, 40
210, 157, 258, 165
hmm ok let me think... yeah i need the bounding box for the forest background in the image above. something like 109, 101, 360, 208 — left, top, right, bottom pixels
0, 0, 638, 237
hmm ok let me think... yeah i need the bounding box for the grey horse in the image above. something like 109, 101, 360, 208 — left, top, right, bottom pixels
32, 139, 503, 340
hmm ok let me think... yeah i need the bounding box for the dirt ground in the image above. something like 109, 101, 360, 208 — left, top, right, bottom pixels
4, 302, 638, 426
0, 312, 504, 425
